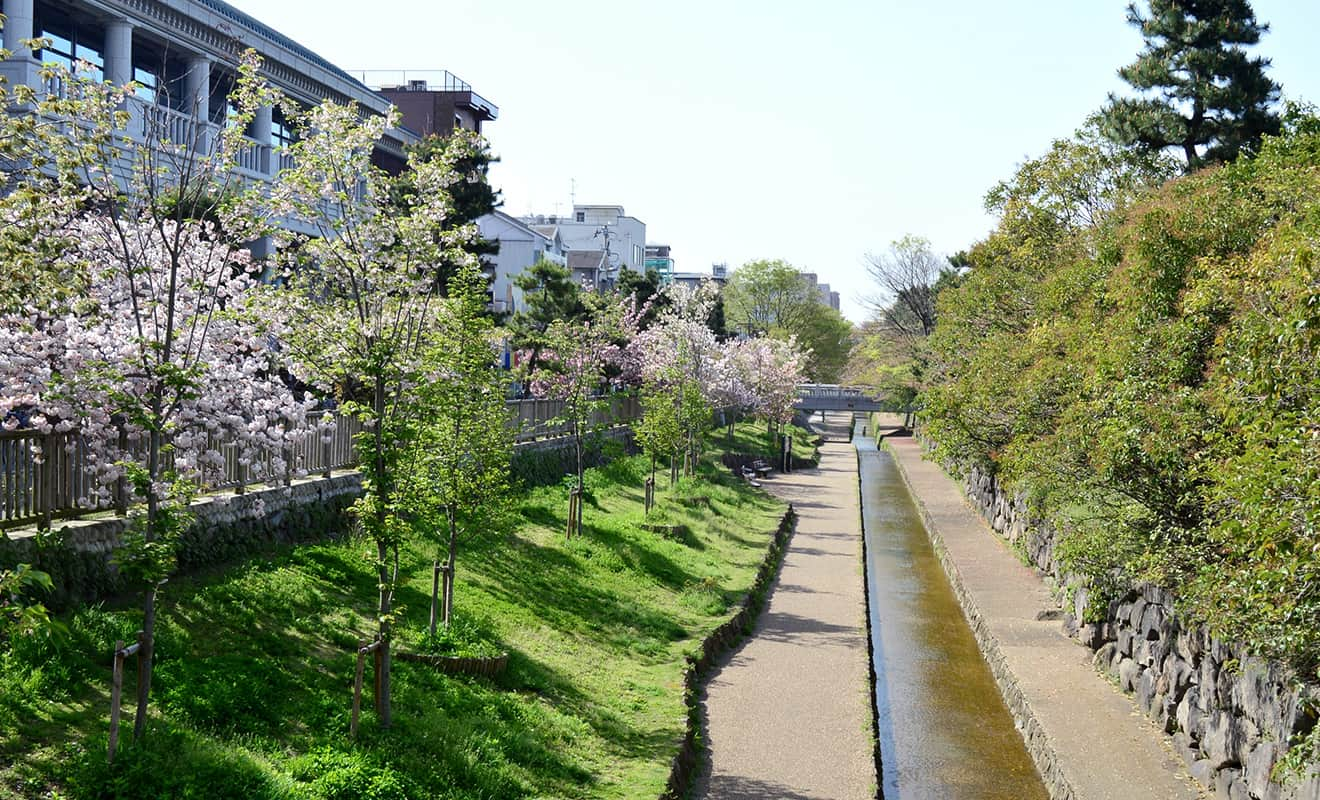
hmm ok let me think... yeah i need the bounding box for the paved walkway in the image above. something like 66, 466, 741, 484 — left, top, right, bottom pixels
694, 438, 875, 800
884, 433, 1204, 800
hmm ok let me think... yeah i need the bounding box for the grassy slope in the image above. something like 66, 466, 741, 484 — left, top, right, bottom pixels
0, 433, 791, 800
718, 421, 820, 467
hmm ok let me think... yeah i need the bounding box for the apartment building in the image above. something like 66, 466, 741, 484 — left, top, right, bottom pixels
360, 70, 498, 137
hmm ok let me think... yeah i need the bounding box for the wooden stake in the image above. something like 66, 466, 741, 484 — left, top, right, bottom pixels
108, 640, 124, 762
350, 639, 365, 738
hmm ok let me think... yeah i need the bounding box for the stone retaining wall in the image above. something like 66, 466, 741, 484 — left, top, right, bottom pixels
963, 465, 1320, 800
1, 473, 363, 607
1, 432, 632, 608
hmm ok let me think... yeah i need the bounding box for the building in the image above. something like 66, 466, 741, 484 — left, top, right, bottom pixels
521, 204, 646, 289
476, 210, 564, 315
644, 244, 674, 283
663, 262, 728, 291
800, 272, 841, 311
354, 70, 498, 137
566, 249, 608, 287
0, 0, 418, 180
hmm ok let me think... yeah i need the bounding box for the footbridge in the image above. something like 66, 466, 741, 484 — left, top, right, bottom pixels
794, 384, 886, 413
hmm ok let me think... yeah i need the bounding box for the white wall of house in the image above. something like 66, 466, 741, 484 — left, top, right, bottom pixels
526, 204, 647, 278
478, 211, 564, 315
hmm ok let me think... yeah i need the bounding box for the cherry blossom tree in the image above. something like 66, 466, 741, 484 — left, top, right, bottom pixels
528, 296, 639, 537
632, 282, 726, 477
730, 335, 808, 443
0, 52, 311, 740
251, 98, 482, 725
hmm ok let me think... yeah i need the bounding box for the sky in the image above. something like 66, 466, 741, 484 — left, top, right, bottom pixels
226, 0, 1320, 322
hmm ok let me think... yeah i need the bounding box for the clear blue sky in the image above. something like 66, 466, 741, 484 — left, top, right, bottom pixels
227, 0, 1320, 322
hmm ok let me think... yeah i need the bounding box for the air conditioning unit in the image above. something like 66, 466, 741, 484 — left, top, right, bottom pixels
407, 79, 428, 91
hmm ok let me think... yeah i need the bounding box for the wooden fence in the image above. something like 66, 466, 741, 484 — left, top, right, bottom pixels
0, 395, 642, 531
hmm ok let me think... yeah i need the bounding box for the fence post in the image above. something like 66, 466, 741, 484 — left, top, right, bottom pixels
39, 433, 54, 531
283, 441, 293, 488
115, 422, 129, 515
233, 444, 246, 496
321, 427, 332, 479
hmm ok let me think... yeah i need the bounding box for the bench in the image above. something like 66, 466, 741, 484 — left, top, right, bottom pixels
738, 466, 763, 488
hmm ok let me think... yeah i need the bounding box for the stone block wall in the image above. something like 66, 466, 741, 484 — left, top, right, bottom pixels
1, 473, 363, 608
963, 465, 1320, 800
2, 432, 633, 608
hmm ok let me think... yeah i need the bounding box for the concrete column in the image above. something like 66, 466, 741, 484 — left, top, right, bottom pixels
183, 55, 211, 119
183, 55, 211, 152
252, 103, 273, 173
0, 0, 38, 88
103, 19, 134, 87
3, 0, 36, 59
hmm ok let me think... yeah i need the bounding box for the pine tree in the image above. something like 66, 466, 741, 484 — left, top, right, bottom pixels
1099, 0, 1280, 170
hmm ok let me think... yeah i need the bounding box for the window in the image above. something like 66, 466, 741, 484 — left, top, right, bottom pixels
272, 119, 298, 149
575, 212, 585, 222
132, 65, 159, 102
36, 13, 104, 82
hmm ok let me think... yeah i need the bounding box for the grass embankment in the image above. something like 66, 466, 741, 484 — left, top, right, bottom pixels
718, 421, 819, 468
0, 429, 794, 799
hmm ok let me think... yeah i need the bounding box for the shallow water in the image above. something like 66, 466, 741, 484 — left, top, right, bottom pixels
857, 434, 1048, 800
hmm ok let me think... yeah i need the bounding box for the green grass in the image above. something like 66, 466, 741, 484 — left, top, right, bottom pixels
0, 452, 785, 799
717, 420, 820, 467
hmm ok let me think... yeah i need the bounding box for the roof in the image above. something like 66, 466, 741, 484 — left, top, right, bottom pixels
567, 250, 606, 270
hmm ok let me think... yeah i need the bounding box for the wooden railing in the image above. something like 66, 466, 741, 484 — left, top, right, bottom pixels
0, 396, 642, 531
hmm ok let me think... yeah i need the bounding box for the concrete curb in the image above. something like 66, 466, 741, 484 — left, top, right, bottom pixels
855, 428, 886, 797
661, 506, 798, 800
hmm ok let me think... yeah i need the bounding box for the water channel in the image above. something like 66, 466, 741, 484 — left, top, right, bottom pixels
855, 426, 1048, 799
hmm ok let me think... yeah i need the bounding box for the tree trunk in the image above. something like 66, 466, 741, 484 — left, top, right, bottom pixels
373, 375, 391, 728
444, 509, 457, 627
429, 558, 442, 637
133, 421, 163, 742
573, 417, 584, 538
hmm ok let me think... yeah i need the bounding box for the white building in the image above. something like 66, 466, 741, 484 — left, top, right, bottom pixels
521, 204, 646, 289
477, 210, 565, 315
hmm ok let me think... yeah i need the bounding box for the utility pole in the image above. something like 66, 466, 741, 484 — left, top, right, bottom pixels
593, 224, 616, 289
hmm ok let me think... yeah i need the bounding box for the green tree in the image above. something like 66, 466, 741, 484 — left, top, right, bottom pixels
412, 264, 512, 632
722, 259, 818, 336
787, 303, 853, 384
1098, 0, 1281, 169
635, 384, 684, 494
724, 258, 849, 380
508, 258, 588, 384
390, 129, 500, 296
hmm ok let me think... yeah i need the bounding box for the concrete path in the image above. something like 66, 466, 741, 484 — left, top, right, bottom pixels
694, 438, 875, 800
884, 433, 1204, 800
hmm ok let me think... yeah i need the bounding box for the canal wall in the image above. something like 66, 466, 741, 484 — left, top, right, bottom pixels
963, 464, 1320, 800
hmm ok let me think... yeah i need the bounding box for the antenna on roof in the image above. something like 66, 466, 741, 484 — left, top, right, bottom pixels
570, 178, 576, 208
